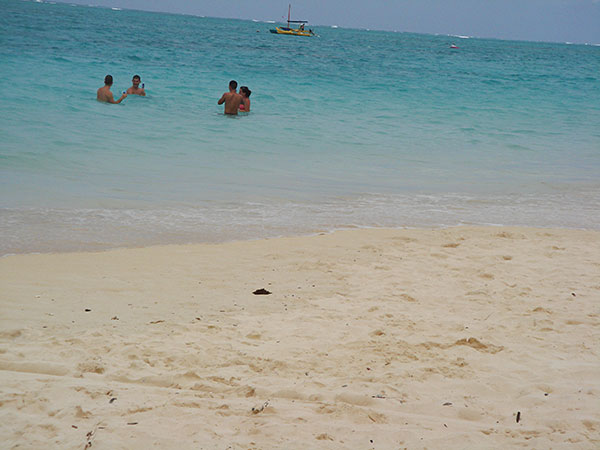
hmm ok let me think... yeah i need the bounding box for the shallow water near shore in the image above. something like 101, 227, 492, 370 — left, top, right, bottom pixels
1, 0, 599, 254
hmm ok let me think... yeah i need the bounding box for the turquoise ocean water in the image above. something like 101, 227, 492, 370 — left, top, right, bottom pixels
1, 0, 599, 254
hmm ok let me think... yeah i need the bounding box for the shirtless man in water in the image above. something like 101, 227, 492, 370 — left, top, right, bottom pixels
217, 80, 243, 115
126, 74, 146, 96
97, 75, 127, 104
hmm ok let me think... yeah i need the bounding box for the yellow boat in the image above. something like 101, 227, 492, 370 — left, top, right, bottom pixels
270, 4, 315, 37
270, 26, 314, 37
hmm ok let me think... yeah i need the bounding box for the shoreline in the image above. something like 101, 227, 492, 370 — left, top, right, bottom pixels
1, 226, 599, 448
3, 186, 600, 256
3, 220, 600, 257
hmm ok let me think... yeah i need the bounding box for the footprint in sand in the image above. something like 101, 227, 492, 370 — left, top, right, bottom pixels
77, 362, 105, 374
315, 433, 334, 441
453, 337, 503, 354
334, 393, 375, 407
532, 307, 552, 314
443, 243, 461, 248
456, 407, 483, 421
0, 329, 23, 339
367, 411, 388, 423
74, 405, 92, 419
369, 329, 385, 337
245, 332, 262, 340
400, 294, 417, 302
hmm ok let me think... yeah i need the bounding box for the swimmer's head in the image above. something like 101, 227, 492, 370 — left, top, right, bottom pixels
104, 75, 113, 86
229, 80, 238, 91
132, 75, 141, 87
240, 86, 251, 97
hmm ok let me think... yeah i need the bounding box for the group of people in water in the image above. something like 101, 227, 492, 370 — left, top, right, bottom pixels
96, 74, 145, 104
97, 75, 251, 115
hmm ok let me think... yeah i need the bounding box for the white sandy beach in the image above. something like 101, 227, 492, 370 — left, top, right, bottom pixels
1, 226, 599, 449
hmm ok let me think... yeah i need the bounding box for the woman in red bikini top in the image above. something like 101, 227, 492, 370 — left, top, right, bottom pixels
239, 86, 251, 112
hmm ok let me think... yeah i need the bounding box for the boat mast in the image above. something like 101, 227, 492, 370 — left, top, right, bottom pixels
288, 4, 291, 27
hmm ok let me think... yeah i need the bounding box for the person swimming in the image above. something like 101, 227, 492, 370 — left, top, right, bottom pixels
218, 80, 243, 115
239, 86, 251, 112
96, 75, 127, 104
126, 74, 146, 96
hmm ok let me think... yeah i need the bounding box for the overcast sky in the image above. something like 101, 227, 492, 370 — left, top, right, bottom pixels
55, 0, 600, 44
